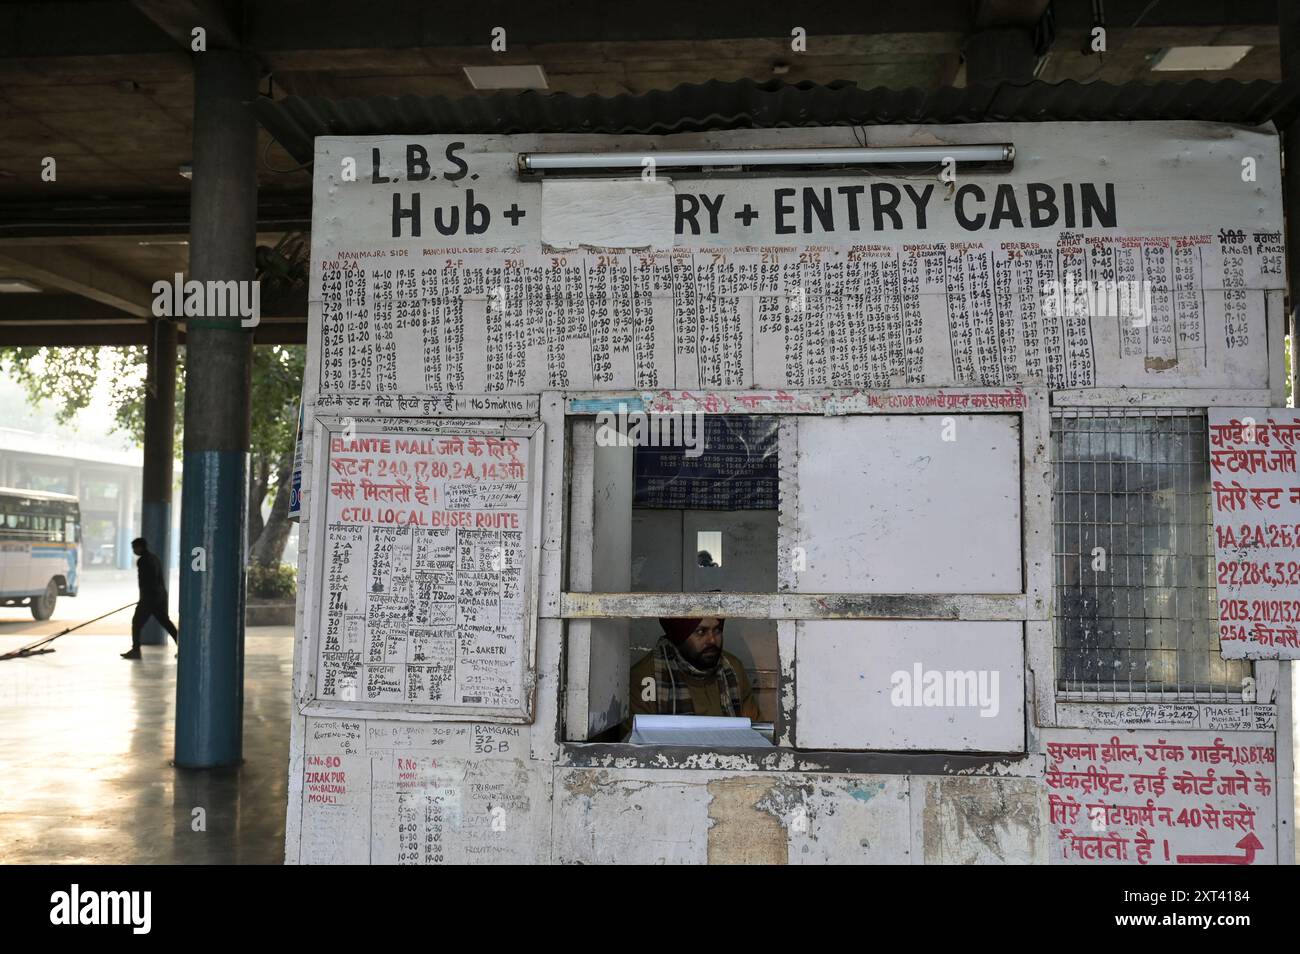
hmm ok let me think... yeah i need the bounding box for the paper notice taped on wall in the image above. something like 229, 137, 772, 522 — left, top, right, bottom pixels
1209, 407, 1300, 659
541, 178, 674, 249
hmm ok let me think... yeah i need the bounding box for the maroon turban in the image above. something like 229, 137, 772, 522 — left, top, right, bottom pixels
659, 617, 723, 645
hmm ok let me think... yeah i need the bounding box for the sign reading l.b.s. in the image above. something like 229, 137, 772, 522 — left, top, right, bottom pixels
343, 137, 1120, 244
321, 128, 1276, 249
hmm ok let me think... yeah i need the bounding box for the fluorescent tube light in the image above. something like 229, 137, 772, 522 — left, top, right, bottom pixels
519, 144, 1014, 175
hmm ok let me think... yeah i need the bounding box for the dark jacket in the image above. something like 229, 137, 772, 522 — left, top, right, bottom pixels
137, 549, 168, 604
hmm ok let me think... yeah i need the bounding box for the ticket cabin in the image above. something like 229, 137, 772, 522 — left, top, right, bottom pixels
286, 122, 1294, 865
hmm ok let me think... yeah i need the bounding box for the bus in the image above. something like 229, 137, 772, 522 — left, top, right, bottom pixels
0, 487, 80, 619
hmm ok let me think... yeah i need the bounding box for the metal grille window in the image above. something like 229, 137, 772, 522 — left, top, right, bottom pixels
1052, 409, 1250, 698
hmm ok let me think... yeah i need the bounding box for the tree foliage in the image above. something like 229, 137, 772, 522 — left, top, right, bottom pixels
0, 343, 305, 565
2, 344, 165, 442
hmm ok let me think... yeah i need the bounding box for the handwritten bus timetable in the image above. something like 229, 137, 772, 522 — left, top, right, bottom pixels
1209, 409, 1300, 660
315, 431, 531, 710
1044, 729, 1276, 865
316, 230, 1280, 395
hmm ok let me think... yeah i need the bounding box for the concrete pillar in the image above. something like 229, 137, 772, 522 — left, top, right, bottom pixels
117, 479, 133, 569
176, 50, 257, 768
140, 317, 177, 644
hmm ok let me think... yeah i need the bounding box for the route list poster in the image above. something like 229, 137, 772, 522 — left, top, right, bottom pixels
1210, 408, 1300, 659
314, 428, 532, 712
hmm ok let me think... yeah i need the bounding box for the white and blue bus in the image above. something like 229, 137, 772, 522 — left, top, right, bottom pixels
0, 487, 80, 619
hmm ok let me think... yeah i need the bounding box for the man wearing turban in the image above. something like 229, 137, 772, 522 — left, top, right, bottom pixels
624, 616, 759, 738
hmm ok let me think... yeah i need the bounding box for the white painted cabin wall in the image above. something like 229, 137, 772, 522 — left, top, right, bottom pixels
284, 122, 1293, 866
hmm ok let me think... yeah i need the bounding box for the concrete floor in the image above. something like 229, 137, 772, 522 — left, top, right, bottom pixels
0, 629, 293, 864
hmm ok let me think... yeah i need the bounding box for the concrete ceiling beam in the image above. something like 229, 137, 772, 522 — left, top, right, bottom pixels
0, 294, 132, 320
0, 247, 153, 317
129, 0, 242, 52
0, 319, 307, 346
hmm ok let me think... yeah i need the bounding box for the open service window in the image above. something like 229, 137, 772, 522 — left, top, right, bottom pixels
299, 414, 544, 722
558, 387, 1050, 759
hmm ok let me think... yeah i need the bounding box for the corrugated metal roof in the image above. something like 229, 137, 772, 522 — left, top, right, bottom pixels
251, 78, 1300, 164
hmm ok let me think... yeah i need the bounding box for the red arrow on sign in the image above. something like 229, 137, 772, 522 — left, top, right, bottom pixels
1176, 832, 1263, 865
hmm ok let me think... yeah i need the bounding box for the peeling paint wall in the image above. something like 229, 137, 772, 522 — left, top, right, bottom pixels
922, 777, 1047, 864
552, 769, 912, 864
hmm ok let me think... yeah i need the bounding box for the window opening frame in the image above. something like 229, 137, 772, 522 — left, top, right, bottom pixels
553, 386, 1053, 771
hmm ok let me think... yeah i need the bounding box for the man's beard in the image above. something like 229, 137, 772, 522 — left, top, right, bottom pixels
682, 645, 721, 671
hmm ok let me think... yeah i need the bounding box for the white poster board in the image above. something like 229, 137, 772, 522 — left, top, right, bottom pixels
303, 417, 543, 721
791, 414, 1022, 593
1208, 408, 1300, 659
795, 620, 1025, 751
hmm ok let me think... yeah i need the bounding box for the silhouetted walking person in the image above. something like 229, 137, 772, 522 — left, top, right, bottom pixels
121, 537, 178, 659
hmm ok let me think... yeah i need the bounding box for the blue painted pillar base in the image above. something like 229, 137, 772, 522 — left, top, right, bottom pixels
139, 501, 171, 645
176, 450, 247, 768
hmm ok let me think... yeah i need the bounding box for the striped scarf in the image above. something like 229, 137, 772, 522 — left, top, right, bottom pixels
651, 636, 744, 716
